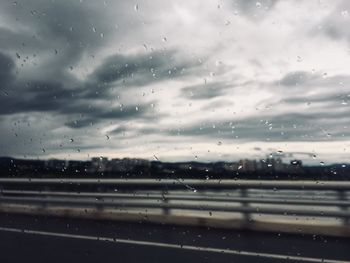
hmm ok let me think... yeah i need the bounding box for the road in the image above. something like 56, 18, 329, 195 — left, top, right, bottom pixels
0, 214, 349, 263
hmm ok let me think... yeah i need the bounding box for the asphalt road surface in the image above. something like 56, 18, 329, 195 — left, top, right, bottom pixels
0, 214, 349, 263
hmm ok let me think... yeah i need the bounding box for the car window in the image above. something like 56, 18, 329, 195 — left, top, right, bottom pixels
0, 1, 349, 263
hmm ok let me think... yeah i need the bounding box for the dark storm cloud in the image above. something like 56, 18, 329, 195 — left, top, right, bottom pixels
89, 49, 201, 88
0, 52, 14, 88
181, 82, 231, 100
275, 71, 350, 115
284, 93, 350, 105
60, 103, 155, 129
232, 0, 279, 17
166, 112, 350, 142
1, 0, 116, 64
64, 118, 95, 129
0, 0, 203, 126
0, 50, 156, 127
277, 71, 350, 91
316, 2, 350, 41
277, 71, 315, 87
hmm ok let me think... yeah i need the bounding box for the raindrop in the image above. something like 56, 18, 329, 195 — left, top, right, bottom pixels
42, 148, 46, 153
341, 10, 349, 18
70, 138, 74, 142
320, 161, 325, 166
100, 33, 104, 38
256, 2, 262, 8
16, 53, 20, 59
1, 90, 9, 96
162, 37, 167, 42
312, 154, 317, 159
134, 4, 139, 12
106, 135, 110, 140
217, 141, 222, 146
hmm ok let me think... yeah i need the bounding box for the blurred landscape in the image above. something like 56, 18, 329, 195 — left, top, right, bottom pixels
1, 156, 349, 180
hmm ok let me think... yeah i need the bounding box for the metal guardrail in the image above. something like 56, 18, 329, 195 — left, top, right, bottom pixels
1, 178, 350, 190
0, 178, 350, 224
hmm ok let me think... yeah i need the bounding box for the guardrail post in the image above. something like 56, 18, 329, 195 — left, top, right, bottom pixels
96, 196, 104, 211
162, 189, 170, 215
240, 188, 251, 226
338, 190, 349, 225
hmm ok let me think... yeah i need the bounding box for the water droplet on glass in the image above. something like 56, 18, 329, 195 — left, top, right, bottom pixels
320, 161, 325, 166
134, 4, 139, 12
162, 37, 167, 42
256, 2, 262, 8
341, 10, 349, 18
217, 141, 222, 146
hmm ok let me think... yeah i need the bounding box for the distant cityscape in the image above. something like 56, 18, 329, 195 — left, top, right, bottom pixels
0, 156, 349, 180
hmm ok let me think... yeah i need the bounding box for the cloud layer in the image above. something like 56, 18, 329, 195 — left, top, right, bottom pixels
1, 0, 350, 164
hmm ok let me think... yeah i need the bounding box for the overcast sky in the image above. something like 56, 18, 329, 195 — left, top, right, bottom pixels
1, 0, 350, 164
